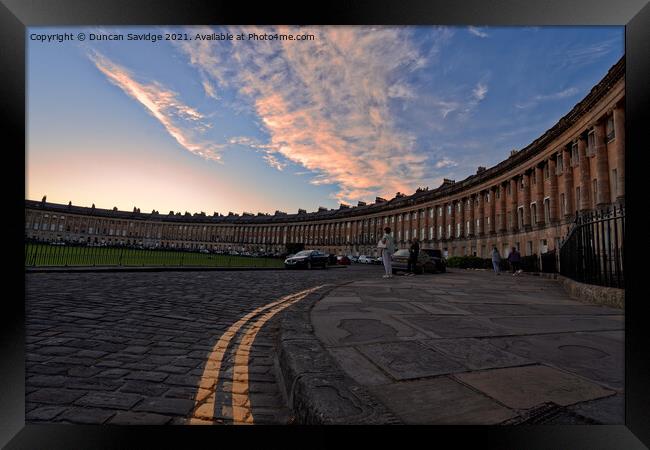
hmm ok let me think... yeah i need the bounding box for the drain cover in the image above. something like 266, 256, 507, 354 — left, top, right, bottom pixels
501, 402, 600, 425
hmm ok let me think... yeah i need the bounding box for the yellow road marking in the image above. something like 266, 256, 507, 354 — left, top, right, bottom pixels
230, 288, 319, 424
188, 285, 323, 424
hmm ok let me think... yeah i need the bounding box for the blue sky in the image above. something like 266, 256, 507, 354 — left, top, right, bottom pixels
26, 26, 623, 215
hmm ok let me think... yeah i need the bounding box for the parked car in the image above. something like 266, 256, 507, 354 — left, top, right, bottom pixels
327, 254, 338, 265
357, 255, 373, 264
284, 250, 329, 269
391, 248, 447, 274
373, 256, 383, 265
336, 255, 351, 265
348, 255, 359, 263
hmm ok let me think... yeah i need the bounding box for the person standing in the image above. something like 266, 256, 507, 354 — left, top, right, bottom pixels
491, 246, 501, 275
508, 246, 522, 275
407, 237, 420, 276
379, 227, 396, 278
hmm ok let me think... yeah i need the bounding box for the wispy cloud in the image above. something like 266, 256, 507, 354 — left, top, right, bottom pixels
468, 26, 489, 38
434, 157, 458, 169
87, 50, 224, 161
177, 26, 439, 203
472, 82, 488, 101
515, 86, 579, 109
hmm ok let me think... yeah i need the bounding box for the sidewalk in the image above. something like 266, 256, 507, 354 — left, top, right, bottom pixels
277, 269, 624, 424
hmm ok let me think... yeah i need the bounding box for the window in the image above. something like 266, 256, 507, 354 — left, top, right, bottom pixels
486, 192, 490, 202
457, 203, 461, 213
466, 221, 470, 235
587, 131, 595, 155
531, 203, 537, 224
526, 241, 533, 255
412, 212, 417, 220
487, 217, 490, 226
606, 115, 615, 141
447, 205, 452, 215
571, 143, 579, 166
495, 189, 500, 199
476, 218, 480, 230
438, 207, 442, 217
611, 168, 618, 199
398, 215, 402, 222
429, 227, 433, 239
575, 187, 581, 212
559, 194, 565, 216
405, 230, 409, 241
517, 207, 524, 229
507, 184, 511, 195
429, 208, 434, 218
532, 171, 536, 185
456, 223, 460, 238
438, 225, 442, 238
421, 227, 425, 239
544, 163, 550, 179
447, 224, 451, 238
556, 153, 563, 174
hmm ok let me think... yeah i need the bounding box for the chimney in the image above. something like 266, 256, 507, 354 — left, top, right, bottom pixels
476, 166, 486, 174
375, 197, 387, 203
510, 149, 518, 157
317, 206, 328, 212
339, 203, 350, 209
357, 201, 366, 207
298, 208, 307, 214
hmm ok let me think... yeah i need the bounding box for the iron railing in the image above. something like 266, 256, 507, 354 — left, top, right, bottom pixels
540, 249, 557, 273
559, 205, 624, 288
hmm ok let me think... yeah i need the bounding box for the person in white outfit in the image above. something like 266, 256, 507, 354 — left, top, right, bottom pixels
379, 227, 396, 278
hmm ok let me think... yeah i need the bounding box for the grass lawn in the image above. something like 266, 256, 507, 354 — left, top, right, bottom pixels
24, 243, 284, 268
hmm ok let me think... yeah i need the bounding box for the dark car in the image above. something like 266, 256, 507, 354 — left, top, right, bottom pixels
336, 255, 351, 265
284, 250, 329, 269
391, 248, 447, 274
327, 254, 338, 265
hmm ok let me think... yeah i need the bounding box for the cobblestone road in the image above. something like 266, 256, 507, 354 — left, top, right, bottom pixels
25, 265, 382, 425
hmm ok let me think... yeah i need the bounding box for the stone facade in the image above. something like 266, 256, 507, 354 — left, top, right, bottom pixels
25, 58, 625, 260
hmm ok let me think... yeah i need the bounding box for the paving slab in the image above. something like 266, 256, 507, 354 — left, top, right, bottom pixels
312, 312, 428, 346
422, 338, 533, 370
328, 346, 392, 386
357, 341, 467, 380
399, 314, 511, 338
454, 365, 615, 409
487, 315, 624, 335
369, 376, 517, 424
487, 331, 624, 390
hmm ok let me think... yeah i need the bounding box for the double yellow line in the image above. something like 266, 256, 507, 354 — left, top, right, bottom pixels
189, 285, 325, 425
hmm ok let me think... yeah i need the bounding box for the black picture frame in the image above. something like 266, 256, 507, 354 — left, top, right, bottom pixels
2, 0, 648, 448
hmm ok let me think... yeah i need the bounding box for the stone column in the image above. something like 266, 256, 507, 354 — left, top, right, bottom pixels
578, 134, 591, 212
510, 178, 518, 232
548, 157, 559, 223
469, 196, 475, 237
452, 198, 465, 239
563, 146, 574, 218
522, 172, 531, 228
535, 164, 545, 225
613, 103, 625, 203
594, 118, 611, 207
498, 184, 507, 233
478, 191, 485, 236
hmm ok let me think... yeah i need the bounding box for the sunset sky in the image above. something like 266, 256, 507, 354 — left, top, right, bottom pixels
26, 26, 623, 215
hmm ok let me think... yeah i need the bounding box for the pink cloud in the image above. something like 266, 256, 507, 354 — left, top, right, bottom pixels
177, 26, 433, 204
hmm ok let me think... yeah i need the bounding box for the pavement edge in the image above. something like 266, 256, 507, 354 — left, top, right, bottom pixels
274, 283, 401, 425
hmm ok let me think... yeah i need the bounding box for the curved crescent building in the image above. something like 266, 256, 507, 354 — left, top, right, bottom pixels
25, 57, 625, 260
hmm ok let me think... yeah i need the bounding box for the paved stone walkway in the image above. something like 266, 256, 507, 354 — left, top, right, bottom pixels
24, 267, 375, 425
311, 269, 624, 425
